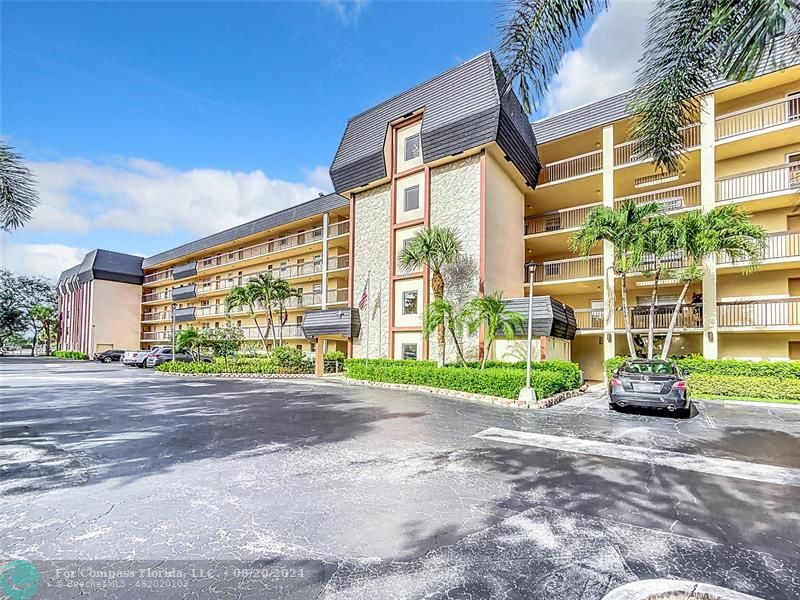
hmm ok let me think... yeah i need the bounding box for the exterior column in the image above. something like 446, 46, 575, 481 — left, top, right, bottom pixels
700, 94, 719, 359
321, 212, 329, 309
314, 337, 325, 377
601, 125, 617, 364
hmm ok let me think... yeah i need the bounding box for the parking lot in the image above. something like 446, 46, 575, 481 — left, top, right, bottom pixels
2, 358, 799, 598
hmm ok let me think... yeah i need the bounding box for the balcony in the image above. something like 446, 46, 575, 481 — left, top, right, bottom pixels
327, 288, 349, 304
613, 123, 700, 167
196, 304, 229, 318
327, 254, 350, 270
539, 150, 602, 185
142, 311, 170, 322
524, 202, 600, 236
716, 96, 800, 140
144, 268, 173, 285
615, 182, 701, 213
142, 290, 172, 303
196, 226, 325, 272
285, 292, 323, 308
275, 260, 324, 279
529, 255, 603, 283
141, 330, 173, 342
718, 230, 800, 266
328, 220, 350, 237
716, 162, 800, 203
574, 298, 800, 332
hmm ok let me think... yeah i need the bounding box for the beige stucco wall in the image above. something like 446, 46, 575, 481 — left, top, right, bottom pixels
430, 154, 482, 361
91, 279, 143, 352
719, 333, 799, 361
352, 183, 391, 359
484, 152, 525, 298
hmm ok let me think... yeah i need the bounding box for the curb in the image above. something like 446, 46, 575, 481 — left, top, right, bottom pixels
154, 371, 315, 380
342, 378, 587, 410
601, 578, 763, 600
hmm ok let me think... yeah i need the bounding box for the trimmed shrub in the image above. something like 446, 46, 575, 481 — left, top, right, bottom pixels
53, 350, 89, 360
271, 345, 311, 370
345, 361, 576, 400
605, 355, 800, 380
443, 359, 583, 389
689, 373, 800, 401
324, 350, 346, 362
156, 356, 312, 375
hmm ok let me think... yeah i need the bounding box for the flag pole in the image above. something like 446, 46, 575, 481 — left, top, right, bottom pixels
365, 270, 370, 366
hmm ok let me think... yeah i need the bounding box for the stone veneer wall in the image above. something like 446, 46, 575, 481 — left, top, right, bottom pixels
352, 183, 391, 358
430, 154, 481, 362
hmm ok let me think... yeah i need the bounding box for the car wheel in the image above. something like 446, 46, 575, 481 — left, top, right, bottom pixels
137, 363, 144, 368
102, 357, 112, 363
678, 401, 693, 419
609, 402, 618, 411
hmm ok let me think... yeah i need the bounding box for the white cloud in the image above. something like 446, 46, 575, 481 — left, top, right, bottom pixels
302, 165, 333, 192
543, 0, 655, 116
26, 157, 327, 238
321, 0, 370, 25
0, 238, 89, 280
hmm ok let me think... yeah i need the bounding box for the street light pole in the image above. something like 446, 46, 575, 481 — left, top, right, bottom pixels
518, 263, 537, 403
171, 303, 177, 362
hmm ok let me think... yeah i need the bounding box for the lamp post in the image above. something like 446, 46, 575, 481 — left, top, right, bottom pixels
518, 263, 537, 403
171, 303, 177, 362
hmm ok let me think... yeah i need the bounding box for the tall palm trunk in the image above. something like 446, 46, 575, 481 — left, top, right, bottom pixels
431, 270, 446, 366
250, 309, 268, 352
646, 261, 662, 359
278, 303, 288, 346
266, 305, 278, 347
660, 280, 691, 359
619, 272, 637, 358
447, 322, 465, 365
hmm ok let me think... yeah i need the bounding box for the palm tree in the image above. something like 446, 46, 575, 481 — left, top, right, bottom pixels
175, 327, 203, 360
465, 291, 524, 369
29, 304, 56, 356
641, 216, 678, 359
423, 298, 467, 365
0, 142, 39, 231
660, 205, 766, 358
270, 278, 301, 346
399, 226, 462, 365
225, 284, 268, 351
570, 200, 662, 358
248, 273, 279, 347
497, 1, 797, 172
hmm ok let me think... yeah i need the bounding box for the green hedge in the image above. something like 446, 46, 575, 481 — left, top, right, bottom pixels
345, 360, 577, 400
446, 360, 582, 389
53, 350, 89, 360
689, 373, 800, 401
156, 356, 312, 375
605, 355, 800, 380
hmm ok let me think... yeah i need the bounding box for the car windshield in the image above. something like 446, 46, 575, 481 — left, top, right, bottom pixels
619, 362, 677, 375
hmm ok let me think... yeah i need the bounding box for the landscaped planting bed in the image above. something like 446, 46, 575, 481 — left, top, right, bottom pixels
604, 355, 800, 403
52, 350, 89, 360
345, 359, 582, 400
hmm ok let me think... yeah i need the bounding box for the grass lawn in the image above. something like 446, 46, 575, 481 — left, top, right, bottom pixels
692, 393, 800, 406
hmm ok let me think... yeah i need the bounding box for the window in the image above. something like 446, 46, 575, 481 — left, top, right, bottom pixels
403, 185, 420, 212
404, 134, 421, 162
296, 345, 303, 351
790, 341, 800, 360
402, 291, 418, 315
401, 343, 418, 360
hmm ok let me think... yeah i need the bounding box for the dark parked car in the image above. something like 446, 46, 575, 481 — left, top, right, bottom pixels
145, 348, 212, 368
94, 349, 126, 363
609, 359, 691, 417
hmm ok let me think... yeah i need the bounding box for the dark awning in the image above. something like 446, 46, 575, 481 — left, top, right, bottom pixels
302, 309, 361, 339
503, 296, 577, 341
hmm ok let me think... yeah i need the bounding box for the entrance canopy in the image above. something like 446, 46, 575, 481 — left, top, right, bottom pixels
302, 308, 361, 340
504, 296, 577, 341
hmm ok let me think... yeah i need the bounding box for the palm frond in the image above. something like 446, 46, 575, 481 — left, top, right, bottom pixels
0, 142, 39, 231
496, 0, 607, 112
399, 226, 462, 272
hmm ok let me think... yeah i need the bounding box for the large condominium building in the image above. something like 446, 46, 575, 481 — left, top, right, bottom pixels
58, 42, 799, 379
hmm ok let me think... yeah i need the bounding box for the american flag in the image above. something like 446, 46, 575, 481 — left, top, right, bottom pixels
358, 277, 369, 311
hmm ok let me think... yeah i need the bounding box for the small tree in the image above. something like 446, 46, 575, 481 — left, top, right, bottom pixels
248, 273, 279, 347
399, 226, 462, 366
660, 205, 766, 358
270, 278, 301, 346
423, 298, 467, 365
29, 304, 57, 356
201, 324, 243, 362
465, 291, 524, 369
175, 327, 203, 360
570, 200, 662, 359
225, 285, 268, 351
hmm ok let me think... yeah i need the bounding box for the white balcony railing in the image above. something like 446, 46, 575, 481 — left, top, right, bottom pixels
327, 288, 349, 304
142, 311, 171, 322
144, 269, 173, 284
716, 96, 800, 140
285, 293, 323, 308
530, 255, 603, 283
539, 150, 602, 184
613, 123, 700, 167
142, 290, 172, 303
615, 182, 701, 213
718, 230, 800, 265
524, 202, 600, 235
716, 162, 800, 202
327, 254, 350, 270
328, 220, 350, 237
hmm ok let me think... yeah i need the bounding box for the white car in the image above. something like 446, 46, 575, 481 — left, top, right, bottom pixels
123, 346, 167, 368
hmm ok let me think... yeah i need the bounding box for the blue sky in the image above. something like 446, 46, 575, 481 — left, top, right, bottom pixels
1, 0, 653, 278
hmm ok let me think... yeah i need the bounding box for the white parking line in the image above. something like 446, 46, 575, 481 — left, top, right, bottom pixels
473, 427, 800, 487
